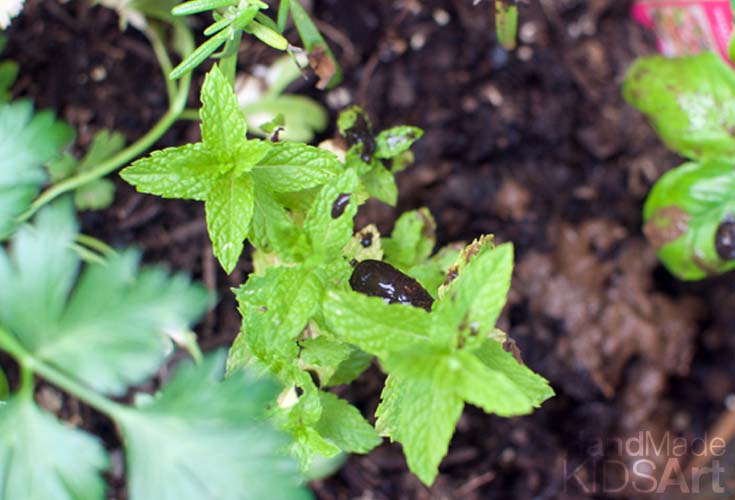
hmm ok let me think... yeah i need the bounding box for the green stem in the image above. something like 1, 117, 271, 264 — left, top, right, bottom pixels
179, 108, 201, 121
15, 23, 195, 224
219, 30, 242, 87
146, 24, 177, 103
0, 326, 122, 417
76, 233, 117, 257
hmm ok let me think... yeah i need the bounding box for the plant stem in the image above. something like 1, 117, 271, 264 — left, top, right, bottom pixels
220, 31, 243, 87
15, 23, 195, 224
76, 233, 117, 257
179, 108, 201, 121
0, 326, 123, 417
146, 24, 177, 103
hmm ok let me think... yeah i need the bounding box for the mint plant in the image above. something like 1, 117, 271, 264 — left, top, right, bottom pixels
122, 53, 554, 482
624, 52, 735, 280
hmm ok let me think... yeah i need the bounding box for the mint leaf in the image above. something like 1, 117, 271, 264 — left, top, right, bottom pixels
323, 290, 432, 358
383, 208, 436, 269
623, 52, 735, 160
375, 126, 423, 159
436, 242, 514, 337
343, 224, 383, 263
303, 170, 359, 259
117, 351, 311, 500
643, 159, 735, 280
0, 100, 74, 239
121, 143, 222, 200
471, 339, 555, 407
375, 366, 463, 486
299, 335, 353, 386
315, 392, 381, 453
250, 187, 305, 260
205, 172, 255, 273
327, 347, 373, 386
0, 396, 108, 500
362, 163, 397, 206
407, 244, 462, 297
123, 65, 337, 273
0, 202, 210, 396
251, 142, 341, 193
238, 265, 322, 364
200, 62, 249, 157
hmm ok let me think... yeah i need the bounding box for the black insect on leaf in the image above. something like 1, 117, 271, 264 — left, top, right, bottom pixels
715, 216, 735, 261
349, 260, 434, 311
331, 193, 351, 218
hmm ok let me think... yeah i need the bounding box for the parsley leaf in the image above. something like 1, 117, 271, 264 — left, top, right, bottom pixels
0, 201, 210, 396
117, 351, 312, 500
0, 395, 108, 500
0, 100, 74, 239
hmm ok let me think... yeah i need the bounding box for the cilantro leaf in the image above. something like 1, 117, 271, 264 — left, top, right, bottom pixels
74, 178, 116, 211
643, 159, 735, 280
117, 351, 311, 500
0, 100, 74, 239
623, 52, 735, 160
314, 392, 381, 453
0, 396, 108, 500
0, 201, 210, 396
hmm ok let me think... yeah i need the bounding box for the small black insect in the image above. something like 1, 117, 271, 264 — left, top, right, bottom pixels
331, 193, 351, 219
715, 217, 735, 261
349, 260, 434, 311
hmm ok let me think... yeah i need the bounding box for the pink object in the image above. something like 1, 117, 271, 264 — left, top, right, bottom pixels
632, 0, 733, 62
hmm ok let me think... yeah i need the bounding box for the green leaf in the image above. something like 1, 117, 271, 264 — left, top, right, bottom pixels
251, 142, 341, 193
623, 52, 735, 160
298, 335, 353, 385
405, 243, 461, 297
361, 164, 397, 206
327, 347, 373, 386
289, 0, 342, 88
343, 224, 383, 263
643, 159, 735, 280
471, 339, 555, 407
205, 172, 255, 273
0, 202, 210, 396
200, 65, 250, 159
495, 0, 518, 50
117, 351, 311, 500
249, 188, 305, 260
0, 396, 108, 500
0, 100, 74, 239
238, 265, 322, 364
323, 290, 432, 358
436, 241, 514, 337
169, 28, 229, 80
243, 95, 328, 143
78, 130, 125, 171
375, 126, 423, 159
121, 143, 222, 200
314, 392, 381, 453
172, 0, 235, 16
303, 170, 359, 259
383, 208, 436, 269
0, 61, 18, 102
375, 364, 463, 486
74, 178, 116, 211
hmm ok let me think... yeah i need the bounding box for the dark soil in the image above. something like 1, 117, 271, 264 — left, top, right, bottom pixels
6, 0, 735, 499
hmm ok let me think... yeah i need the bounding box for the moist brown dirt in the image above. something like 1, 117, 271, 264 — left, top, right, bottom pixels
6, 0, 735, 499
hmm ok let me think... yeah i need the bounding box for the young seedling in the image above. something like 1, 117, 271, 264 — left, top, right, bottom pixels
624, 52, 735, 280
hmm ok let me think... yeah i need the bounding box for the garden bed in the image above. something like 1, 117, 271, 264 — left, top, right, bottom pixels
6, 0, 734, 498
